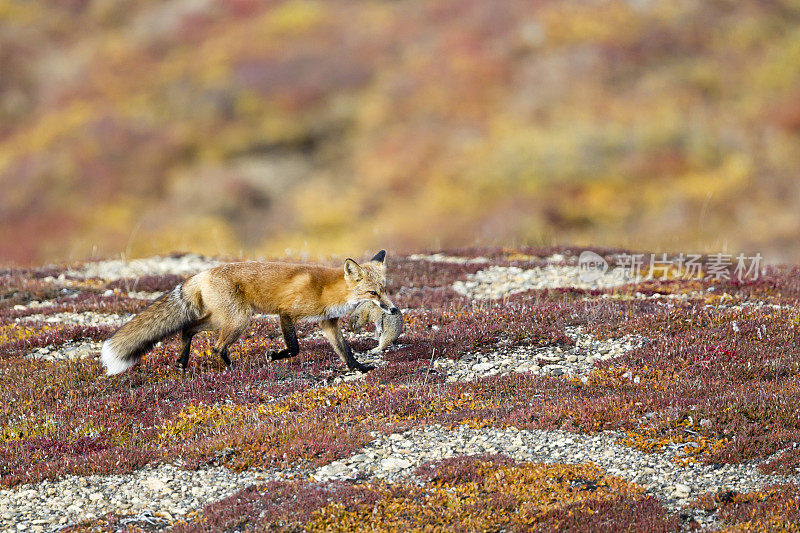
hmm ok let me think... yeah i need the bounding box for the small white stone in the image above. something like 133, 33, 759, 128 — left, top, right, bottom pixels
381, 457, 412, 471
144, 477, 169, 493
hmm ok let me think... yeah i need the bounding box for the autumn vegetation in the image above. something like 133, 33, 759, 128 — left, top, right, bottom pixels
2, 0, 800, 264
2, 247, 800, 529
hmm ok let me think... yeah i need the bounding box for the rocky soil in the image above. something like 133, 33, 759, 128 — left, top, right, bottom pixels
1, 252, 796, 531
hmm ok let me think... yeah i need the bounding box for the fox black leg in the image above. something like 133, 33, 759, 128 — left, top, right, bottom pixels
215, 346, 233, 368
176, 330, 195, 370
269, 314, 300, 360
319, 318, 374, 372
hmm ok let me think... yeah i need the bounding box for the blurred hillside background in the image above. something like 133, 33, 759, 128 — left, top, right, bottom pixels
2, 0, 800, 265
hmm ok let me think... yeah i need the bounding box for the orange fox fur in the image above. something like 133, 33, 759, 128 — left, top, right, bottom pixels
101, 250, 398, 375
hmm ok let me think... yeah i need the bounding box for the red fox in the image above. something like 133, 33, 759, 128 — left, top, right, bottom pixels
101, 250, 398, 375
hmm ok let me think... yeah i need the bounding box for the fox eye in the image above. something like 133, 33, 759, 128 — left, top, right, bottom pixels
368, 291, 378, 296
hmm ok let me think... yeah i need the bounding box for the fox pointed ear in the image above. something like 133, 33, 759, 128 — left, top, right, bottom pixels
370, 250, 386, 264
344, 258, 362, 281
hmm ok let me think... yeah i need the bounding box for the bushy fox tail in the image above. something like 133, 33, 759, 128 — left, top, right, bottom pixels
349, 301, 372, 332
101, 284, 200, 375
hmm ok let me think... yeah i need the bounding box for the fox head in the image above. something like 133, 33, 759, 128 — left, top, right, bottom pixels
344, 250, 399, 315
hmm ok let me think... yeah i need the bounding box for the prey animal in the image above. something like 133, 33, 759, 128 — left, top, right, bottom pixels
350, 301, 403, 353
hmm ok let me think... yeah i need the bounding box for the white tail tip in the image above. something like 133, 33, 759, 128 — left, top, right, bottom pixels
101, 340, 135, 375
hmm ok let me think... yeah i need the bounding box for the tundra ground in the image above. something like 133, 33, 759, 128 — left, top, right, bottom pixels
2, 248, 800, 531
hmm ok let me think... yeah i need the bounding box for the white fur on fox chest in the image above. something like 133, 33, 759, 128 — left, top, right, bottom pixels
303, 300, 359, 322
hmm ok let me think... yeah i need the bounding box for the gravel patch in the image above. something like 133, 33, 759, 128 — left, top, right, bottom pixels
433, 326, 640, 382
67, 254, 222, 281
126, 291, 170, 300
18, 312, 126, 328
312, 424, 800, 526
407, 253, 489, 264
27, 340, 103, 362
329, 324, 639, 393
453, 265, 634, 299
408, 253, 574, 265
10, 301, 56, 313
0, 464, 286, 532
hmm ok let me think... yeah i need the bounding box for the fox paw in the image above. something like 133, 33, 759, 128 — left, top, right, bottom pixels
267, 349, 297, 361
267, 350, 286, 361
348, 361, 375, 373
